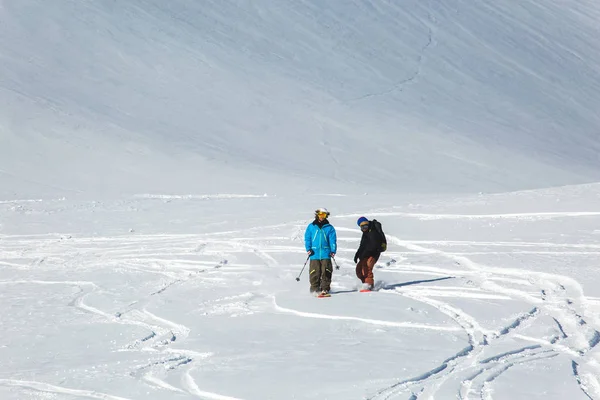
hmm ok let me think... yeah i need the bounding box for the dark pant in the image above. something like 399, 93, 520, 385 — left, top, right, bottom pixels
356, 254, 379, 287
309, 259, 333, 292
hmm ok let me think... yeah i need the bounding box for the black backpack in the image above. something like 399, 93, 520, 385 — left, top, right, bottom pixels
371, 219, 387, 252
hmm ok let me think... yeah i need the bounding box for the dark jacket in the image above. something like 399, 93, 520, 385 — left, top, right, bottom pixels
354, 221, 382, 261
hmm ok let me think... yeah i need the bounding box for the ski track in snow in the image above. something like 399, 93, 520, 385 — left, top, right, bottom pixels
2, 209, 600, 399
0, 379, 132, 400
134, 193, 268, 200
365, 221, 600, 400
344, 210, 600, 220
182, 368, 246, 400
272, 297, 462, 331
0, 233, 255, 399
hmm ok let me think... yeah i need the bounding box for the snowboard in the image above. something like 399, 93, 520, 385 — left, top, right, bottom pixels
317, 293, 331, 298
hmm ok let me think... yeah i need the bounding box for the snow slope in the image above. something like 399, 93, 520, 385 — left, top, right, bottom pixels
2, 186, 600, 399
2, 0, 600, 399
2, 0, 600, 197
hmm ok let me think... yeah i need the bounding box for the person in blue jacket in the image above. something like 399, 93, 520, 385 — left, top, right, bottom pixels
304, 207, 337, 295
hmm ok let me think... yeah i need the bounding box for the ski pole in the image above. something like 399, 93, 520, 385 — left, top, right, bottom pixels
295, 255, 310, 282
332, 256, 340, 270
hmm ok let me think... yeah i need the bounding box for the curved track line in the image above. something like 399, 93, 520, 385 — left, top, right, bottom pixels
372, 292, 540, 399
370, 289, 484, 400
142, 372, 186, 393
141, 309, 191, 340
401, 240, 600, 249
342, 211, 600, 220
0, 379, 132, 400
182, 369, 246, 400
272, 297, 461, 331
385, 232, 600, 398
469, 352, 559, 400
0, 280, 97, 286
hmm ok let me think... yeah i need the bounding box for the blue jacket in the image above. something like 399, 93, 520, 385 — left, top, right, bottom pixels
304, 219, 337, 260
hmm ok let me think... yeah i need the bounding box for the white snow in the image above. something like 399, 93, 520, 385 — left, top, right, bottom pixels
2, 0, 600, 399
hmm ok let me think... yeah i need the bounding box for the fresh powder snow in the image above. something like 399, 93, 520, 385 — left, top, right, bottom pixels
1, 1, 600, 399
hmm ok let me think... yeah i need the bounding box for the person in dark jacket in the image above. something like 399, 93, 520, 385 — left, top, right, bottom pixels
354, 216, 381, 290
304, 208, 337, 295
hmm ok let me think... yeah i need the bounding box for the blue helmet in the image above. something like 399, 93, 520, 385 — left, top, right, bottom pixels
357, 216, 368, 226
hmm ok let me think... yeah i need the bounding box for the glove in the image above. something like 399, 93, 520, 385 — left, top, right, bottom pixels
330, 252, 335, 258
308, 249, 315, 256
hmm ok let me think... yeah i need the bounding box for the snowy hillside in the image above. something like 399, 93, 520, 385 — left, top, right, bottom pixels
2, 0, 600, 197
3, 186, 600, 400
2, 1, 600, 399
